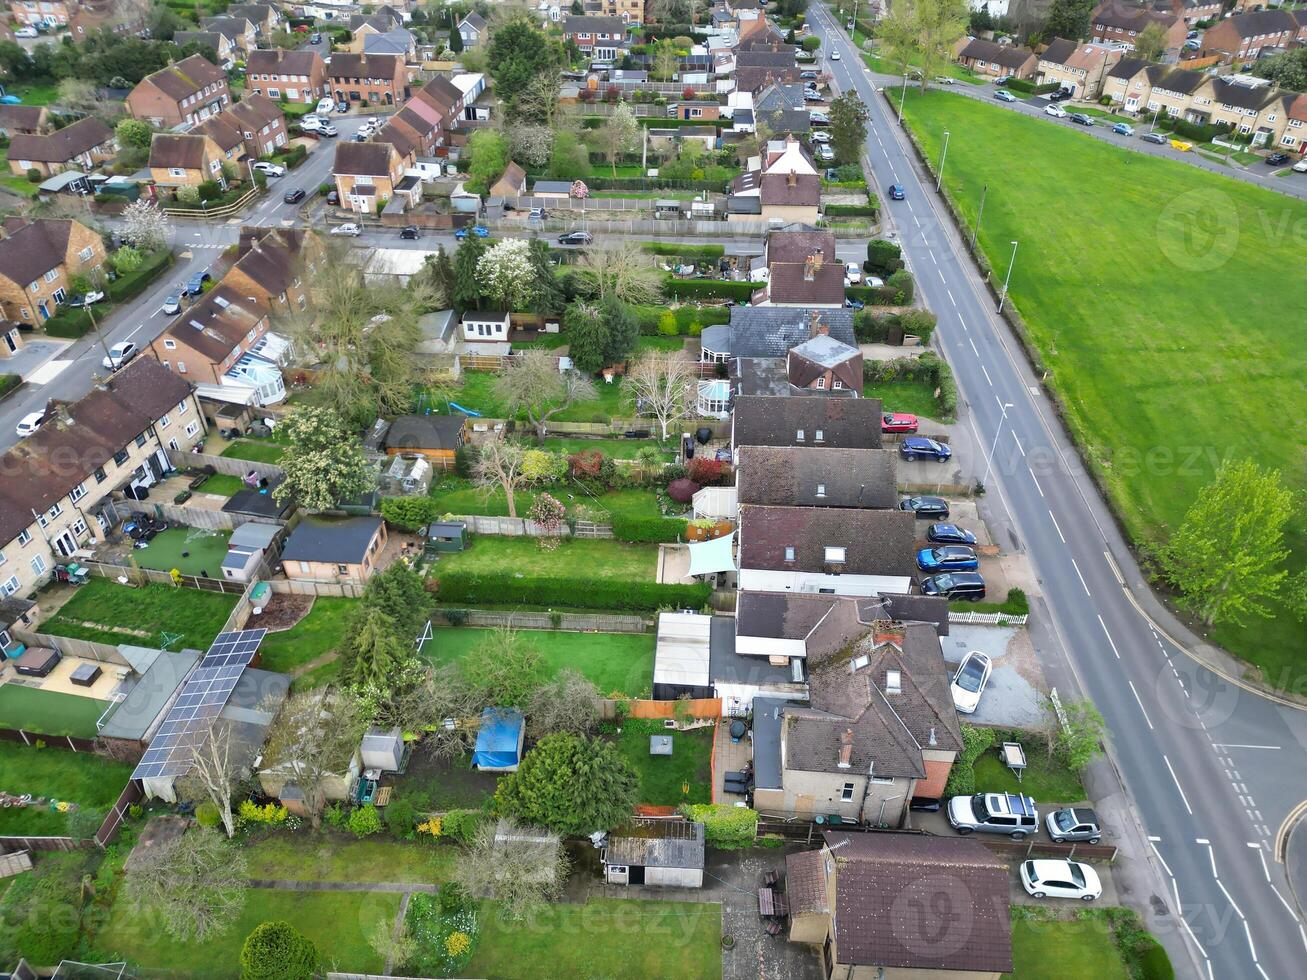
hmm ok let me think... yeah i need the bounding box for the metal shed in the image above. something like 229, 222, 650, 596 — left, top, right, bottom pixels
425, 521, 468, 554
360, 727, 407, 774
603, 817, 706, 887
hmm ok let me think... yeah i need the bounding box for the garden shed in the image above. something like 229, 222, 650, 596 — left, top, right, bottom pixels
424, 521, 468, 555
603, 817, 706, 887
472, 707, 525, 772
360, 727, 407, 774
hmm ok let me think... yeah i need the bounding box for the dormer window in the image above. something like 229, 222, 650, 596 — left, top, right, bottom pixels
783, 546, 796, 562
795, 429, 805, 441
816, 484, 826, 497
824, 546, 846, 563
814, 429, 824, 442
886, 670, 901, 694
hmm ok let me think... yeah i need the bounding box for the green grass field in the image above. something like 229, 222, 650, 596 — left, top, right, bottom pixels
243, 834, 458, 884
432, 536, 658, 582
464, 899, 723, 980
193, 473, 244, 496
42, 579, 237, 649
1005, 915, 1130, 980
429, 480, 666, 520
0, 740, 134, 837
536, 437, 678, 461
424, 370, 634, 423
613, 718, 714, 806
256, 596, 356, 678
0, 685, 110, 739
130, 527, 231, 577
220, 440, 286, 464
901, 89, 1307, 680
421, 627, 655, 698
864, 379, 945, 420
973, 747, 1086, 805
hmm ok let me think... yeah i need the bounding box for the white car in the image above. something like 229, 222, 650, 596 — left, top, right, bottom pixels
1020, 860, 1102, 902
330, 223, 362, 237
15, 26, 37, 38
950, 650, 992, 714
15, 411, 45, 438
1293, 158, 1307, 173
317, 97, 335, 115
302, 114, 323, 127
251, 162, 285, 178
102, 342, 138, 371
865, 275, 885, 288
1044, 104, 1067, 118
830, 51, 841, 61
810, 130, 832, 143
844, 265, 861, 285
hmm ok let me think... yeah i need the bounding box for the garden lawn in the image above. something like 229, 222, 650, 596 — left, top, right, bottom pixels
89, 887, 397, 978
429, 480, 665, 519
194, 473, 244, 496
901, 89, 1307, 681
425, 370, 633, 422
5, 82, 60, 105
256, 596, 356, 677
973, 747, 1086, 804
614, 718, 714, 806
42, 578, 237, 649
131, 527, 231, 577
537, 437, 677, 461
243, 833, 458, 884
220, 439, 285, 464
0, 685, 110, 739
462, 898, 722, 980
863, 378, 942, 420
422, 627, 654, 698
433, 536, 658, 582
1005, 915, 1129, 980
0, 740, 134, 836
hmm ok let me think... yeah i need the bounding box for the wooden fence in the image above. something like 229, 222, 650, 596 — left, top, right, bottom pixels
162, 185, 258, 218
167, 448, 284, 480
94, 778, 144, 849
0, 835, 88, 853
627, 697, 722, 720
9, 627, 130, 666
434, 610, 652, 633
269, 578, 366, 598
69, 559, 248, 594
0, 725, 99, 751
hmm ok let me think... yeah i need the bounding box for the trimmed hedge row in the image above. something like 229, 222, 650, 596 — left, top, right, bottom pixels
1003, 79, 1058, 95
108, 249, 173, 304
824, 203, 879, 217
433, 571, 711, 612
864, 351, 958, 420
610, 514, 688, 543
641, 242, 725, 261
664, 279, 760, 302
1154, 114, 1232, 144
634, 303, 731, 336
0, 373, 20, 399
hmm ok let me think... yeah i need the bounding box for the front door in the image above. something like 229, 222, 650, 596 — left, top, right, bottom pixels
629, 865, 645, 885
53, 528, 76, 557
38, 301, 50, 320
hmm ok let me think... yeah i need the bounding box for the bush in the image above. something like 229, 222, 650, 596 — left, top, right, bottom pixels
42, 307, 94, 338
522, 449, 568, 484
1154, 113, 1231, 143
347, 803, 383, 837
26, 167, 41, 182
898, 308, 937, 344
195, 802, 222, 829
240, 920, 319, 980
640, 242, 725, 261
385, 798, 415, 839
662, 278, 759, 302
381, 495, 440, 532
865, 239, 903, 275
801, 35, 821, 51
440, 808, 483, 845
198, 179, 223, 202
824, 204, 878, 217
434, 571, 711, 612
682, 803, 758, 848
634, 303, 730, 337
944, 724, 996, 797
886, 269, 914, 304
0, 373, 20, 400
107, 249, 174, 304
454, 445, 479, 478
111, 245, 143, 275
610, 514, 688, 543
667, 478, 699, 503
239, 799, 289, 825
686, 457, 725, 486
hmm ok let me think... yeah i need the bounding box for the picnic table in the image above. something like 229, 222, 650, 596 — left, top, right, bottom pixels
758, 887, 789, 918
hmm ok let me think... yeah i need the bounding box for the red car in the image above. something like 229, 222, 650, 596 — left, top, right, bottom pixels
882, 413, 920, 434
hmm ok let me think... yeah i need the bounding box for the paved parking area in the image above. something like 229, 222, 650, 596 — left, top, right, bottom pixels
940, 625, 1051, 729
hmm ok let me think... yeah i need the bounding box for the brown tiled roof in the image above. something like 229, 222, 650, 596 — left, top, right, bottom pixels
193, 114, 243, 153
737, 504, 916, 579
0, 359, 193, 543
736, 48, 797, 68
376, 117, 420, 159
491, 161, 527, 196
759, 172, 819, 207
5, 117, 113, 165
140, 54, 226, 101
737, 447, 897, 509
767, 225, 835, 265
562, 15, 627, 35
327, 53, 404, 81
0, 105, 46, 132
732, 395, 884, 450
1222, 9, 1297, 38
229, 229, 301, 296
0, 219, 83, 290
226, 93, 284, 133
736, 66, 801, 92
1092, 1, 1179, 30
246, 48, 322, 77
784, 850, 829, 915
958, 38, 1036, 70
821, 831, 1012, 973
416, 76, 462, 116
333, 141, 395, 177
1039, 37, 1079, 66
200, 16, 253, 41
766, 260, 844, 305
149, 133, 211, 170
161, 284, 266, 363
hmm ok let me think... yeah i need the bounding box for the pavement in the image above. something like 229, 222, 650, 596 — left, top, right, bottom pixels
809, 5, 1307, 978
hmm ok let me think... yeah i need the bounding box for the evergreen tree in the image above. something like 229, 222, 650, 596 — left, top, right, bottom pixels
452, 236, 488, 310
448, 11, 464, 54
601, 296, 639, 367
563, 300, 609, 374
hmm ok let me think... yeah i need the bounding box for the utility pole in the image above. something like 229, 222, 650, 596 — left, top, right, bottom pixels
970, 184, 987, 251
898, 71, 908, 122
86, 297, 112, 366
935, 130, 950, 191
998, 239, 1019, 313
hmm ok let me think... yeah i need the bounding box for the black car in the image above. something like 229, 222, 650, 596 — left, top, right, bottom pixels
1069, 113, 1093, 126
920, 571, 986, 601
1265, 152, 1291, 166
282, 187, 306, 204
399, 225, 421, 240
557, 231, 593, 246
927, 523, 977, 546
1048, 89, 1073, 102
327, 190, 339, 206
899, 495, 949, 519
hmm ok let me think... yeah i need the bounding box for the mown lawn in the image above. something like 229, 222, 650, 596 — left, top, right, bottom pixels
538, 437, 677, 460
256, 596, 357, 677
421, 627, 654, 698
0, 740, 135, 836
1005, 915, 1129, 980
429, 479, 665, 519
432, 535, 658, 582
220, 439, 286, 464
613, 718, 714, 806
973, 746, 1086, 805
242, 833, 458, 884
901, 89, 1307, 681
462, 899, 723, 980
0, 685, 110, 740
193, 473, 244, 496
42, 579, 237, 649
425, 370, 634, 422
131, 527, 231, 577
863, 378, 945, 420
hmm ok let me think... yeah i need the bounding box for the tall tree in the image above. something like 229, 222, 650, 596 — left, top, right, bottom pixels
124, 832, 247, 941
601, 295, 639, 367
272, 406, 373, 511
457, 627, 545, 708
1252, 48, 1307, 92
486, 18, 562, 115
472, 438, 528, 518
358, 562, 430, 641
262, 690, 366, 829
343, 605, 410, 688
478, 238, 541, 311
448, 10, 465, 54
652, 37, 679, 80
452, 235, 488, 310
562, 300, 609, 374
828, 91, 870, 166
1132, 22, 1168, 63
494, 732, 639, 834
495, 349, 598, 442
576, 243, 663, 306
178, 720, 246, 839
1160, 459, 1294, 627
599, 101, 640, 177
623, 352, 696, 441
120, 198, 172, 252
516, 69, 563, 127
453, 817, 569, 919
1043, 0, 1095, 43
878, 0, 970, 91
526, 238, 565, 315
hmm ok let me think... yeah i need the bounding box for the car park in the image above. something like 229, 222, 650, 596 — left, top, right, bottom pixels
926, 523, 976, 546
282, 187, 306, 204
881, 413, 920, 433
330, 223, 362, 236
921, 571, 986, 601
899, 495, 949, 519
994, 90, 1017, 103
251, 161, 285, 178
101, 342, 138, 371
558, 231, 594, 246
1020, 860, 1102, 901
1044, 104, 1067, 118
918, 545, 980, 574
888, 183, 905, 200
1045, 807, 1102, 844
66, 290, 105, 307
949, 651, 992, 713
1069, 113, 1093, 126
899, 436, 951, 462
399, 225, 421, 240
1141, 131, 1168, 145
1265, 152, 1291, 166
185, 271, 211, 295
948, 792, 1039, 839
161, 293, 181, 316
15, 411, 45, 438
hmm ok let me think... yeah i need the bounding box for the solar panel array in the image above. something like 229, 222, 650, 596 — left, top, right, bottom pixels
131, 629, 268, 781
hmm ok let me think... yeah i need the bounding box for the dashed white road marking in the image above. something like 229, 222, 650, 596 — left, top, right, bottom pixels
1070, 557, 1090, 595
1030, 472, 1045, 498
1049, 511, 1066, 543
1127, 681, 1154, 729
1098, 616, 1120, 659
981, 364, 992, 386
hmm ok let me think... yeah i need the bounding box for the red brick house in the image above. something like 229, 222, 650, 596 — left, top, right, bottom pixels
562, 15, 628, 60
954, 37, 1039, 81
225, 95, 288, 159
1090, 1, 1187, 56
245, 48, 327, 105
127, 54, 231, 128
1202, 10, 1302, 63
327, 53, 409, 107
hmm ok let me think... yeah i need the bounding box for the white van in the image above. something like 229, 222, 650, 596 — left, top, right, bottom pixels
317, 97, 335, 115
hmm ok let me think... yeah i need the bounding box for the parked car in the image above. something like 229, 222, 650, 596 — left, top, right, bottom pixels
161, 293, 181, 316
1020, 860, 1102, 901
311, 32, 322, 44
948, 792, 1038, 839
325, 190, 340, 207
558, 231, 594, 246
926, 523, 976, 546
864, 275, 885, 288
15, 411, 46, 438
101, 342, 138, 371
1112, 122, 1134, 136
399, 225, 421, 240
843, 264, 861, 285
1141, 131, 1168, 145
185, 270, 211, 295
251, 161, 285, 178
282, 187, 306, 204
529, 207, 547, 221
801, 70, 819, 80
804, 91, 824, 103
1044, 104, 1067, 118
315, 124, 338, 137
921, 571, 986, 601
888, 183, 905, 200
66, 290, 105, 307
1183, 38, 1200, 51
1045, 807, 1102, 844
881, 413, 919, 433
1069, 112, 1093, 126
949, 650, 992, 713
918, 545, 980, 574
336, 102, 350, 113
844, 297, 864, 309
330, 222, 362, 236
994, 90, 1017, 103
454, 224, 489, 240
809, 130, 832, 143
899, 436, 951, 462
1265, 152, 1291, 166
317, 100, 335, 116
1293, 158, 1307, 173
15, 26, 38, 38
303, 113, 323, 127
816, 145, 835, 162
934, 76, 955, 85
899, 495, 949, 519
809, 111, 830, 124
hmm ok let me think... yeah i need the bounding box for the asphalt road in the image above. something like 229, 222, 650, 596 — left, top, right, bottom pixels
809, 5, 1307, 979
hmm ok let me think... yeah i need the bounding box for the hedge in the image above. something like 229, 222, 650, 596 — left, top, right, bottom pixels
943, 725, 997, 797
609, 514, 688, 543
865, 239, 904, 275
864, 351, 957, 420
855, 309, 938, 344
108, 249, 173, 304
0, 373, 20, 399
640, 242, 725, 261
634, 304, 731, 336
845, 284, 901, 306
433, 571, 711, 612
682, 804, 758, 848
824, 204, 879, 217
42, 308, 95, 338
663, 279, 760, 302
1003, 79, 1058, 95
1153, 114, 1232, 144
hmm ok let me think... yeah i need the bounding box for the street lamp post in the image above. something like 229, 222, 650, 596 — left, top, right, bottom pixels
998, 239, 1018, 313
970, 183, 987, 251
898, 72, 909, 122
981, 402, 1015, 489
935, 130, 950, 191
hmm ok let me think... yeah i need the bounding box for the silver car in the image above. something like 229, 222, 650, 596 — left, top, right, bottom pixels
1045, 807, 1101, 843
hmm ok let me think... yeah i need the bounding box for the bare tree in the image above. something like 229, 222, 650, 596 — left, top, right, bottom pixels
526, 667, 602, 737
453, 817, 569, 919
472, 438, 528, 518
367, 918, 416, 970
124, 831, 247, 941
177, 720, 246, 839
576, 243, 664, 306
494, 350, 597, 444
260, 690, 366, 830
624, 352, 697, 441
517, 70, 563, 127
599, 101, 639, 177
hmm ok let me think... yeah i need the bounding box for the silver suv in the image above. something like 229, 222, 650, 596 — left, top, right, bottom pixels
948, 792, 1039, 839
1045, 807, 1101, 843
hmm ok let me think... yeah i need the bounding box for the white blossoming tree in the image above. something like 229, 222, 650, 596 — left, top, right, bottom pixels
476, 238, 539, 312
121, 199, 173, 253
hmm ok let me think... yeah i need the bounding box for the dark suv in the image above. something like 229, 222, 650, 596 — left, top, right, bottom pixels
899, 436, 951, 462
920, 571, 986, 601
899, 495, 949, 519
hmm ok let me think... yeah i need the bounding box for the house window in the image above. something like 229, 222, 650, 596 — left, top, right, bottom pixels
795, 429, 805, 441
43, 269, 57, 283
177, 400, 188, 414
113, 449, 129, 465
824, 546, 846, 563
815, 377, 826, 389
135, 433, 147, 447
814, 429, 824, 442
17, 530, 32, 546
185, 420, 200, 437
816, 483, 826, 497
164, 339, 176, 349
68, 482, 86, 503
178, 361, 187, 373
1, 576, 18, 598
29, 554, 46, 575
337, 563, 349, 575
840, 782, 855, 802
870, 775, 895, 785
71, 518, 87, 537
833, 380, 843, 390
886, 669, 901, 694
78, 246, 93, 262
170, 168, 186, 177
158, 414, 171, 429
783, 546, 796, 562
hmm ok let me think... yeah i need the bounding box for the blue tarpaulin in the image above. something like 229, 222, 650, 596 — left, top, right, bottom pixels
471, 707, 525, 772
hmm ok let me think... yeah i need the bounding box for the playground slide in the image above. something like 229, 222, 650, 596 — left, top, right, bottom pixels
448, 402, 482, 417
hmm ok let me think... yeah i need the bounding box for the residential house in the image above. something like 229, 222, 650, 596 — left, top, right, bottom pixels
224, 94, 289, 159
785, 832, 1012, 977
954, 37, 1039, 80
1102, 58, 1167, 110
333, 140, 408, 214
69, 0, 148, 39
0, 358, 205, 598
582, 0, 643, 23
127, 54, 231, 128
1173, 0, 1222, 22
603, 818, 705, 888
191, 114, 247, 170
0, 105, 49, 138
1202, 10, 1302, 64
729, 136, 821, 225
148, 133, 228, 194
382, 414, 465, 468
1275, 92, 1307, 152
782, 332, 862, 397
349, 8, 404, 37
374, 102, 443, 165
701, 306, 855, 364
280, 515, 388, 585
227, 227, 315, 317
9, 0, 73, 26
200, 16, 258, 56
5, 117, 115, 178
671, 100, 721, 121
731, 395, 884, 451
458, 11, 486, 46
753, 225, 845, 307
489, 161, 527, 198
749, 81, 810, 136
173, 31, 237, 69
1141, 65, 1207, 119
245, 49, 327, 105
735, 45, 801, 93
737, 504, 915, 597
228, 2, 279, 37
327, 53, 410, 106
1038, 38, 1123, 100
737, 446, 895, 510
562, 15, 628, 61
0, 217, 106, 325
364, 28, 417, 59
1090, 1, 1187, 56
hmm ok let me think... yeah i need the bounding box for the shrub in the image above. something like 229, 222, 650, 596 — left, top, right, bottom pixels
611, 514, 688, 543
667, 477, 699, 503
347, 803, 383, 837
686, 457, 725, 486
385, 798, 415, 839
323, 802, 348, 829
682, 803, 758, 848
522, 449, 568, 483
240, 920, 319, 980
440, 808, 483, 845
107, 249, 173, 304
944, 724, 996, 797
175, 185, 200, 204
865, 239, 903, 275
198, 179, 223, 202
824, 204, 878, 217
0, 373, 20, 399
195, 801, 222, 829
663, 278, 758, 302
434, 571, 711, 612
886, 269, 914, 304
128, 803, 144, 820
381, 495, 440, 532
454, 445, 479, 477
801, 34, 821, 51
656, 310, 679, 335
111, 245, 144, 275
898, 307, 937, 344
239, 799, 289, 825
26, 167, 41, 182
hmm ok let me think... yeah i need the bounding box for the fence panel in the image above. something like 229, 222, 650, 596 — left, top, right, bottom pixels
268, 579, 366, 598
627, 697, 721, 720
71, 560, 247, 594
10, 628, 131, 666
434, 610, 652, 633
167, 449, 284, 480
948, 611, 1029, 627
0, 836, 89, 853
0, 725, 99, 751
94, 779, 144, 849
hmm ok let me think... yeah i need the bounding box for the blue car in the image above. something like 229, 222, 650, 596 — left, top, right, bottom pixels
185, 270, 212, 296
888, 184, 906, 201
917, 545, 980, 573
456, 225, 489, 240
926, 523, 977, 546
900, 436, 951, 462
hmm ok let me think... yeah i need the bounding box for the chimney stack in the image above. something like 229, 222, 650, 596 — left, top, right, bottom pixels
803, 254, 815, 281
837, 729, 853, 769
787, 168, 796, 187
809, 310, 828, 337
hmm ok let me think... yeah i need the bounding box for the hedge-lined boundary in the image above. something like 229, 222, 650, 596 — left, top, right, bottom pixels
610, 514, 688, 543
634, 304, 731, 337
664, 279, 761, 302
44, 250, 174, 339
641, 242, 725, 261
433, 571, 711, 611
864, 351, 958, 421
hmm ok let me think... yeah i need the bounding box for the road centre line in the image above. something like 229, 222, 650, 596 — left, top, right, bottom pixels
1211, 744, 1282, 751
1097, 616, 1121, 659
1030, 473, 1045, 498
981, 364, 992, 386
1011, 432, 1024, 456
1163, 755, 1194, 814
1070, 557, 1090, 595
1048, 511, 1066, 543
1127, 681, 1154, 729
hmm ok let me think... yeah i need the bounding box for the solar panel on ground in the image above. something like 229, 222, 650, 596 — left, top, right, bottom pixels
130, 628, 267, 781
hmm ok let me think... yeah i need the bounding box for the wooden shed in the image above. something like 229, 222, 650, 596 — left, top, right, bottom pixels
603, 817, 706, 888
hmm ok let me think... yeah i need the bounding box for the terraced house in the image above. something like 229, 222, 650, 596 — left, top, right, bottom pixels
0, 359, 204, 599
127, 54, 231, 128
5, 116, 115, 178
1089, 1, 1187, 56
1037, 38, 1122, 100
0, 217, 105, 325
327, 53, 409, 107
1201, 9, 1307, 64
245, 48, 327, 105
148, 133, 227, 194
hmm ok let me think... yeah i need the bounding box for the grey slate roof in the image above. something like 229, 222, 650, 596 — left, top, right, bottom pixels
736, 446, 897, 509
1039, 38, 1079, 66
228, 521, 280, 550
281, 515, 382, 565
724, 307, 855, 357
605, 818, 705, 869
737, 504, 916, 579
736, 592, 950, 648
383, 414, 464, 452
732, 395, 884, 450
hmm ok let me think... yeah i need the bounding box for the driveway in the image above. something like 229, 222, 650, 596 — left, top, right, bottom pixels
940, 625, 1051, 730
3, 338, 68, 381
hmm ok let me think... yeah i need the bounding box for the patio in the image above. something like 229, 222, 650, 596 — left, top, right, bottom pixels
713, 718, 753, 804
